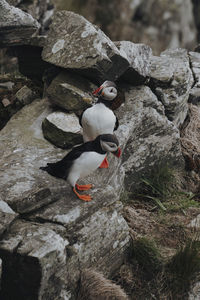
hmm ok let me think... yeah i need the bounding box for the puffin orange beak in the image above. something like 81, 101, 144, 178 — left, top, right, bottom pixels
92, 86, 103, 96
112, 147, 121, 158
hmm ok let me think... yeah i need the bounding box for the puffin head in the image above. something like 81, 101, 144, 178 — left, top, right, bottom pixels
92, 81, 117, 101
99, 134, 121, 157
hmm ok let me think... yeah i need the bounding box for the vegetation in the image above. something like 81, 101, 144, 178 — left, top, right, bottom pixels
117, 164, 200, 299
133, 164, 199, 213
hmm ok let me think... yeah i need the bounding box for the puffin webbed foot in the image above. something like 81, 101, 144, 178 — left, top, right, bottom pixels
73, 187, 92, 202
75, 183, 93, 191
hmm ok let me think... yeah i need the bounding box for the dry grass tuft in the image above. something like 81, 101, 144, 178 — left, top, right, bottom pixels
181, 104, 200, 174
77, 268, 129, 300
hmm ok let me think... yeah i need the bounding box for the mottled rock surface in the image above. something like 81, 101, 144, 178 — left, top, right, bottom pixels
0, 199, 18, 237
0, 0, 40, 47
42, 11, 129, 83
189, 51, 200, 87
16, 85, 36, 105
0, 220, 68, 300
115, 85, 184, 192
115, 41, 152, 85
42, 111, 83, 148
150, 49, 194, 127
0, 98, 130, 299
46, 70, 96, 111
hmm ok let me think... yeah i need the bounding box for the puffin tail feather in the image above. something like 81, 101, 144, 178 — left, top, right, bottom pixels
40, 162, 66, 179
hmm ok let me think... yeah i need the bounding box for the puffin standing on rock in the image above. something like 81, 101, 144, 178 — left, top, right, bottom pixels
79, 81, 120, 168
40, 134, 121, 201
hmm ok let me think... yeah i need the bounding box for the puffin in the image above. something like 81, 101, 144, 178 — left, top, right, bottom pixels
79, 80, 119, 168
40, 134, 121, 202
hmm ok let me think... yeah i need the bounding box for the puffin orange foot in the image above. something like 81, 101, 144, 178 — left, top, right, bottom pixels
75, 183, 93, 191
99, 157, 109, 168
73, 187, 92, 202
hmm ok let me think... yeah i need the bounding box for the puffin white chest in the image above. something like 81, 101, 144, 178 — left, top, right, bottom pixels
67, 151, 106, 187
82, 103, 116, 142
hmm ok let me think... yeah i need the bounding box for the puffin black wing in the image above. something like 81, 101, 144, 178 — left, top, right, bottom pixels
114, 116, 119, 131
40, 139, 103, 179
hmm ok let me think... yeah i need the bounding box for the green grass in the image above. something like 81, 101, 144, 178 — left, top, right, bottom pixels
130, 237, 163, 276
135, 164, 199, 212
165, 239, 200, 297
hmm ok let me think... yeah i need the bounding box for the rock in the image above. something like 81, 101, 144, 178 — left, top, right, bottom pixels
189, 87, 200, 105
115, 41, 152, 85
2, 98, 11, 107
149, 48, 194, 127
46, 70, 96, 111
0, 0, 40, 47
42, 111, 83, 149
115, 85, 184, 192
42, 11, 129, 83
0, 198, 18, 237
0, 99, 66, 213
0, 81, 14, 90
0, 98, 130, 298
180, 104, 200, 173
16, 85, 36, 105
0, 220, 68, 300
29, 198, 129, 297
6, 0, 54, 34
189, 51, 200, 87
60, 0, 197, 55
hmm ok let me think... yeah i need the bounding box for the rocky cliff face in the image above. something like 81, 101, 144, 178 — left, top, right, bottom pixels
0, 2, 200, 299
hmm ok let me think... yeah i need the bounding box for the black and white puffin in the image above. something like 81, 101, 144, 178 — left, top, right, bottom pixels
79, 80, 120, 168
40, 134, 121, 202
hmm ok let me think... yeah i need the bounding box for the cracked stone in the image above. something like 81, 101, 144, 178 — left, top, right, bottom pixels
42, 111, 83, 149
115, 41, 152, 85
42, 11, 129, 83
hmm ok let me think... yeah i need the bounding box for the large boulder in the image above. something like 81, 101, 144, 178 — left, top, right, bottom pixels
115, 41, 152, 85
114, 85, 185, 192
42, 11, 129, 83
149, 48, 194, 127
0, 0, 40, 47
0, 98, 130, 299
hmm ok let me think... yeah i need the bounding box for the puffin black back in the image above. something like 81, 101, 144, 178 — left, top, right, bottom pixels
40, 137, 106, 180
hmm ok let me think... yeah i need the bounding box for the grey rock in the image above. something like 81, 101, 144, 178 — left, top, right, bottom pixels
150, 48, 194, 127
115, 85, 184, 192
7, 0, 54, 34
46, 70, 96, 111
0, 81, 14, 90
0, 220, 68, 299
42, 11, 129, 82
115, 41, 152, 85
2, 98, 11, 107
0, 99, 129, 298
189, 51, 200, 87
0, 99, 66, 213
189, 86, 200, 105
16, 85, 36, 105
42, 111, 83, 149
189, 282, 200, 300
29, 199, 129, 297
0, 198, 18, 237
0, 0, 40, 47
